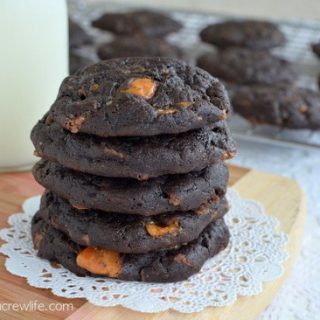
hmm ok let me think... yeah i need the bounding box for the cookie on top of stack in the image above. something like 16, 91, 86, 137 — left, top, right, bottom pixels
31, 57, 236, 283
92, 10, 183, 60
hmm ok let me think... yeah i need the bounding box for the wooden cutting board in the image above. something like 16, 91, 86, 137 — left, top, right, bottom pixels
0, 165, 305, 320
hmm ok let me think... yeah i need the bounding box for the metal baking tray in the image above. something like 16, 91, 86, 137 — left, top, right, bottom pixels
68, 0, 320, 150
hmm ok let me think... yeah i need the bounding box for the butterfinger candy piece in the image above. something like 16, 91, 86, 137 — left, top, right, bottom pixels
76, 247, 121, 277
121, 78, 157, 99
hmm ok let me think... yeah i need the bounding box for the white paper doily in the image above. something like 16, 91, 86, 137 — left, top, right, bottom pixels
231, 141, 320, 320
0, 189, 288, 313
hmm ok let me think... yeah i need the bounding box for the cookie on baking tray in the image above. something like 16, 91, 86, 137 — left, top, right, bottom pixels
91, 10, 182, 37
97, 36, 182, 60
197, 48, 296, 85
200, 20, 286, 50
69, 18, 92, 48
232, 84, 320, 129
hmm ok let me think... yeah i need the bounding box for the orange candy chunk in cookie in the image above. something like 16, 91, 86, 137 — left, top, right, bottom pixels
121, 78, 157, 99
146, 217, 180, 237
76, 247, 121, 277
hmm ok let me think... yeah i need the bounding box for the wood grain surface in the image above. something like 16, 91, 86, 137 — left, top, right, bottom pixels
0, 165, 305, 319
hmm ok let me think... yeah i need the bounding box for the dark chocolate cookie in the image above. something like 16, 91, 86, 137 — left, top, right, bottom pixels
69, 51, 94, 75
97, 36, 182, 60
33, 160, 228, 215
69, 18, 92, 48
31, 118, 236, 180
232, 85, 320, 129
312, 42, 320, 59
91, 10, 182, 37
200, 20, 285, 50
37, 191, 229, 254
47, 57, 230, 137
197, 48, 296, 85
32, 214, 230, 282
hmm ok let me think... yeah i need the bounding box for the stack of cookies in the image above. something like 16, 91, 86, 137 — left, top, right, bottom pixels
31, 57, 236, 283
92, 10, 183, 60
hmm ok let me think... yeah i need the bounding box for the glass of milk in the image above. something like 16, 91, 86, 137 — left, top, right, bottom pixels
0, 0, 68, 172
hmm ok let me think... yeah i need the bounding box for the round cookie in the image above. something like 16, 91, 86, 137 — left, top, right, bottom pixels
31, 118, 236, 180
91, 10, 182, 37
97, 36, 182, 60
200, 20, 285, 50
32, 214, 230, 282
197, 48, 296, 85
47, 57, 231, 137
232, 85, 320, 129
37, 191, 229, 254
33, 160, 228, 215
69, 18, 92, 49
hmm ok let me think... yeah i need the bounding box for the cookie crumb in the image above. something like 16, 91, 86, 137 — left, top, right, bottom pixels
168, 194, 181, 206
174, 254, 194, 267
103, 147, 126, 160
66, 115, 87, 133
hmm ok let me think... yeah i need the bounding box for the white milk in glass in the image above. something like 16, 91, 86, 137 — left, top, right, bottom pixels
0, 0, 68, 171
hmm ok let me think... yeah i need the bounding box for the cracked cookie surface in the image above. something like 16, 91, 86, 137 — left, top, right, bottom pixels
91, 10, 182, 37
36, 191, 229, 254
31, 118, 236, 179
32, 213, 230, 282
200, 20, 285, 50
47, 57, 230, 137
197, 48, 296, 85
232, 85, 320, 129
33, 160, 228, 215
